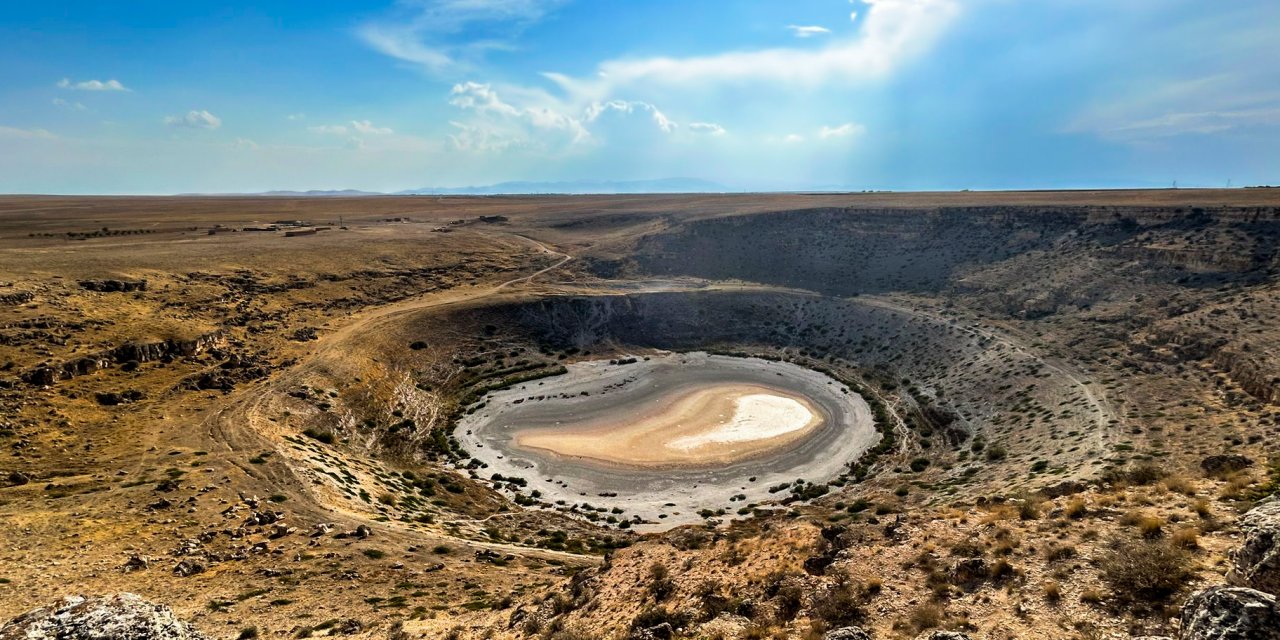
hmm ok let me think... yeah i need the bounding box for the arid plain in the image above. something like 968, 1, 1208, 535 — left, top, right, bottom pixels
3, 189, 1280, 640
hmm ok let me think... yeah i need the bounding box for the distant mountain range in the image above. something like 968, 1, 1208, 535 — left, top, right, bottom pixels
253, 189, 383, 197
395, 178, 732, 195
239, 178, 734, 197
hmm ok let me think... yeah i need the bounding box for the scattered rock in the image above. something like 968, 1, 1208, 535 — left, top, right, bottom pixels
916, 633, 972, 640
354, 524, 373, 539
121, 556, 150, 572
1041, 480, 1087, 498
1202, 455, 1254, 478
243, 510, 284, 526
1180, 586, 1280, 640
825, 627, 873, 640
949, 557, 989, 589
5, 471, 30, 486
289, 327, 318, 342
172, 559, 205, 577
1229, 498, 1280, 595
94, 390, 144, 406
0, 593, 205, 640
629, 622, 673, 640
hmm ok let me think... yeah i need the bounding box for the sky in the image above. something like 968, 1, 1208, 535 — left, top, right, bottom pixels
0, 0, 1277, 194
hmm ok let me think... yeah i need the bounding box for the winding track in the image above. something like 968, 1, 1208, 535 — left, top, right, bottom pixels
196, 232, 578, 558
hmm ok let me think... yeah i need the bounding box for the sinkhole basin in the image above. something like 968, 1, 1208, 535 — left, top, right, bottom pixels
456, 352, 878, 529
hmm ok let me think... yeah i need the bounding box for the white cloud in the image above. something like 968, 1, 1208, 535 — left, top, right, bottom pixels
0, 125, 57, 140
548, 0, 959, 95
309, 120, 391, 136
58, 78, 129, 92
783, 134, 805, 143
165, 110, 222, 130
451, 82, 589, 143
352, 120, 394, 135
585, 100, 676, 133
689, 122, 727, 136
52, 98, 87, 111
788, 25, 831, 38
309, 124, 349, 135
286, 113, 306, 121
819, 122, 866, 139
358, 0, 567, 74
234, 137, 259, 149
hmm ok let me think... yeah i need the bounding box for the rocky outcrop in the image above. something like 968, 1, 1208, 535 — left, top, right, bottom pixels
1229, 498, 1280, 594
0, 593, 205, 640
78, 279, 148, 293
19, 332, 223, 387
0, 291, 34, 306
1180, 586, 1280, 640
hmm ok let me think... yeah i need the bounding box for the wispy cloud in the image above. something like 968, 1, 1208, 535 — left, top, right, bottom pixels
820, 122, 866, 139
547, 0, 959, 97
1070, 73, 1280, 141
352, 120, 393, 135
0, 125, 57, 140
52, 98, 87, 111
57, 78, 129, 92
309, 124, 350, 135
310, 120, 394, 136
358, 0, 567, 74
787, 25, 831, 38
165, 110, 222, 129
689, 122, 727, 136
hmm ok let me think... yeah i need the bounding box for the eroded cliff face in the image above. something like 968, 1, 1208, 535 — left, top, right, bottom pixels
623, 206, 1280, 405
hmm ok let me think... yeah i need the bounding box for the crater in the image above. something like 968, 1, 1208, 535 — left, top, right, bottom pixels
457, 352, 878, 528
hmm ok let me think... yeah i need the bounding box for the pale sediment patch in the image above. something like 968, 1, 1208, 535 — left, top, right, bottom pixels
668, 393, 817, 451
514, 384, 823, 467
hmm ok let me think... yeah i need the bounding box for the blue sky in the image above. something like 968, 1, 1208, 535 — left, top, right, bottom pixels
0, 0, 1277, 194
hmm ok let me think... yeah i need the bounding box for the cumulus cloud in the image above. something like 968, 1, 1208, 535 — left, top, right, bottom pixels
57, 78, 129, 92
788, 25, 831, 38
819, 122, 866, 139
689, 122, 727, 136
451, 82, 589, 143
165, 110, 222, 130
585, 100, 676, 133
